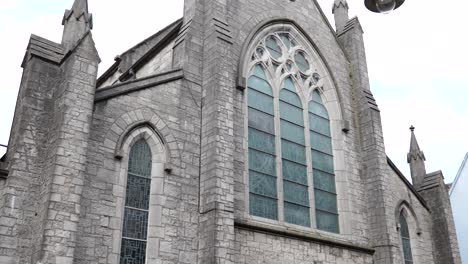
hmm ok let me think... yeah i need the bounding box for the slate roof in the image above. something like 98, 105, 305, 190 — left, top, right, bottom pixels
449, 153, 468, 196
97, 18, 183, 87
387, 157, 429, 211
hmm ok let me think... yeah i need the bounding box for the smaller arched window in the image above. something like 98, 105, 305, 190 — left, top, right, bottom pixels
400, 214, 414, 264
120, 139, 152, 264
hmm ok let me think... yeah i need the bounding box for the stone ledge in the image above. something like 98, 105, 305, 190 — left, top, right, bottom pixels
234, 219, 375, 255
95, 69, 184, 102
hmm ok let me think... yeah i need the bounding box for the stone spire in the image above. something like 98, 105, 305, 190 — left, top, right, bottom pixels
61, 0, 93, 49
332, 0, 349, 33
407, 126, 427, 189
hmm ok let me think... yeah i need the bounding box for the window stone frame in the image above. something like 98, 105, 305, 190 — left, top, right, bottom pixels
111, 125, 167, 263
240, 22, 350, 237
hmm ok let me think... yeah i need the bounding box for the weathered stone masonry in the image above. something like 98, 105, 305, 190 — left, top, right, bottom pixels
0, 0, 461, 263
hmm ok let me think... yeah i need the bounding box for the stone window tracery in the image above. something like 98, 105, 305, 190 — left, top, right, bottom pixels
246, 30, 339, 233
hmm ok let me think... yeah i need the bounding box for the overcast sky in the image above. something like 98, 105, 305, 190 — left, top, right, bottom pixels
1, 0, 467, 183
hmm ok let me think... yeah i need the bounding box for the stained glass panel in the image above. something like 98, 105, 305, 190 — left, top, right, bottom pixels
280, 90, 302, 107
284, 202, 310, 227
295, 52, 309, 72
311, 150, 334, 174
248, 108, 275, 133
249, 171, 277, 198
248, 149, 276, 176
266, 36, 282, 59
248, 76, 273, 96
283, 78, 296, 92
280, 33, 294, 49
280, 121, 305, 145
312, 90, 324, 103
284, 181, 309, 206
310, 131, 332, 154
253, 64, 268, 79
279, 102, 304, 125
120, 239, 146, 264
309, 115, 331, 136
250, 194, 278, 220
316, 210, 339, 233
248, 89, 274, 114
128, 141, 152, 177
125, 175, 151, 210
314, 189, 337, 213
122, 208, 149, 240
248, 128, 275, 154
282, 160, 307, 185
282, 140, 306, 165
313, 169, 336, 193
309, 101, 329, 119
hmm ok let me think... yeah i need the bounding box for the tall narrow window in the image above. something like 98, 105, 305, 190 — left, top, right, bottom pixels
400, 214, 414, 264
120, 140, 152, 264
280, 78, 310, 226
248, 65, 278, 220
309, 90, 339, 233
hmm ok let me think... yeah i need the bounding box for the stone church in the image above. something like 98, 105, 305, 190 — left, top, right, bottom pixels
0, 0, 461, 263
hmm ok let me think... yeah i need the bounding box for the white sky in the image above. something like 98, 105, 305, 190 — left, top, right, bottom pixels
0, 0, 467, 183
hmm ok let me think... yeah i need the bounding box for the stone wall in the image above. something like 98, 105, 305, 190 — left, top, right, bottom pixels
73, 78, 202, 263
387, 165, 435, 264
234, 228, 373, 264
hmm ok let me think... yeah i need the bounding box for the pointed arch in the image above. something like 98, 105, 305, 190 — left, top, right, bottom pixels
395, 200, 421, 234
112, 125, 168, 263
242, 23, 349, 235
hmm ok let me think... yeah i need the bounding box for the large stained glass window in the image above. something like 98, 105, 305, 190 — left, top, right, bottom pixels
246, 30, 339, 233
400, 214, 413, 264
120, 140, 152, 264
309, 90, 339, 233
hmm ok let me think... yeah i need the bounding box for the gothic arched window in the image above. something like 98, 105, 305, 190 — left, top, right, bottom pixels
120, 139, 152, 264
400, 214, 414, 264
246, 30, 339, 233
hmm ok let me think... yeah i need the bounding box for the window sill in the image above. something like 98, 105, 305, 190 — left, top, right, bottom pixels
234, 218, 375, 255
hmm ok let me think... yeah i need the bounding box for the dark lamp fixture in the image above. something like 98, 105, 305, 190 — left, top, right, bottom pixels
365, 0, 405, 13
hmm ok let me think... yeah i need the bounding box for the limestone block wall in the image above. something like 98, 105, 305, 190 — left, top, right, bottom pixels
224, 0, 369, 246
387, 165, 435, 264
73, 79, 202, 264
234, 228, 373, 264
136, 40, 175, 79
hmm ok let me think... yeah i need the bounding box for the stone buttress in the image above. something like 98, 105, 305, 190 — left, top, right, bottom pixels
0, 0, 99, 263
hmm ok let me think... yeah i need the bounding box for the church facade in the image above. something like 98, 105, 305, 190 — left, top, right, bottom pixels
0, 0, 461, 263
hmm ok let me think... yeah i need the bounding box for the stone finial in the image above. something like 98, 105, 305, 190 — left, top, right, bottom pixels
407, 126, 427, 190
332, 0, 349, 14
61, 0, 93, 49
332, 0, 349, 33
408, 126, 425, 160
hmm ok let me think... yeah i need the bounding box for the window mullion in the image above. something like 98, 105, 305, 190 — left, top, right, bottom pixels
274, 82, 284, 223
303, 104, 317, 229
